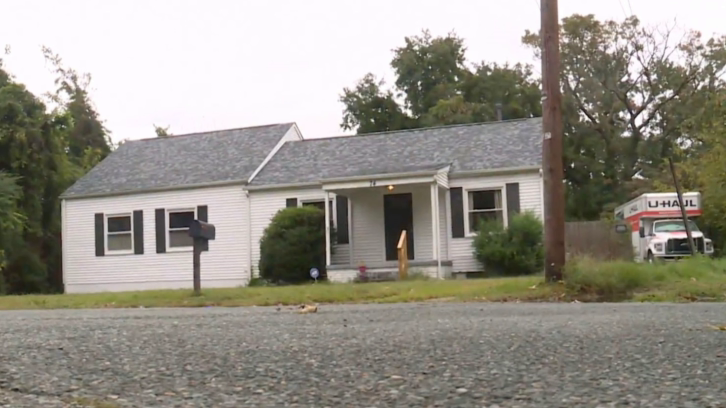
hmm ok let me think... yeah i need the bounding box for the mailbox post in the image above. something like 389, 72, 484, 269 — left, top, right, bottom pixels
188, 220, 216, 296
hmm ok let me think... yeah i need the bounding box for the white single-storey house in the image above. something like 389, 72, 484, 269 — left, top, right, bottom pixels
60, 123, 303, 293
61, 118, 543, 293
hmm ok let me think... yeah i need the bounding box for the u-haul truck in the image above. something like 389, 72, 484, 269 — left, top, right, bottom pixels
614, 192, 714, 262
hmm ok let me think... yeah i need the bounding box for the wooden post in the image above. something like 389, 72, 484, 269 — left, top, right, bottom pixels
541, 0, 566, 281
397, 230, 408, 280
192, 239, 202, 296
668, 158, 696, 255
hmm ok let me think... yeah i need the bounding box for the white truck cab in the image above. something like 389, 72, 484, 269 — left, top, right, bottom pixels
614, 192, 714, 262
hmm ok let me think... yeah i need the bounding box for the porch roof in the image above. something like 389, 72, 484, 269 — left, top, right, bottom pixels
249, 118, 542, 187
321, 164, 449, 190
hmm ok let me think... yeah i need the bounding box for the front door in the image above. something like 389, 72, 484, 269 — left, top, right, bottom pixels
383, 193, 414, 261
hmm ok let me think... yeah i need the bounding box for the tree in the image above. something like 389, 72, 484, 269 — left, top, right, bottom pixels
522, 14, 726, 220
0, 63, 75, 293
42, 47, 112, 171
340, 30, 542, 134
154, 124, 172, 137
340, 74, 415, 133
649, 92, 726, 253
0, 48, 107, 294
0, 172, 23, 282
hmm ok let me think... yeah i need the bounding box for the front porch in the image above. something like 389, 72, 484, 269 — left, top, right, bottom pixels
327, 260, 454, 283
321, 167, 453, 283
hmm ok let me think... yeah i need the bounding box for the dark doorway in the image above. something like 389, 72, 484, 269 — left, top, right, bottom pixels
383, 193, 414, 261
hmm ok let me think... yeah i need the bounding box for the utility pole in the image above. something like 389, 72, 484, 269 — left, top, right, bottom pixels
541, 0, 566, 281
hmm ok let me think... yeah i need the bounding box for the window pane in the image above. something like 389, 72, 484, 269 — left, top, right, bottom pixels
169, 230, 193, 247
303, 201, 325, 211
107, 216, 131, 233
469, 190, 501, 211
302, 201, 335, 223
469, 210, 504, 232
107, 233, 132, 251
169, 211, 195, 229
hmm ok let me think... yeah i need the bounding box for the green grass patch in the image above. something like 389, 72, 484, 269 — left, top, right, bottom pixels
0, 276, 551, 310
565, 256, 726, 302
1, 257, 725, 310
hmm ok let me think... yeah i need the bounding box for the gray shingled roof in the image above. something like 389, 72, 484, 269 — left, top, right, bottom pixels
62, 123, 295, 197
250, 118, 542, 186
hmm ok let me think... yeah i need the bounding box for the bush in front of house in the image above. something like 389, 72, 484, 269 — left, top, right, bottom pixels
472, 211, 544, 276
259, 206, 334, 284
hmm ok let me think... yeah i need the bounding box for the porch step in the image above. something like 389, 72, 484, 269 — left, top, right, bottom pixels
356, 270, 398, 283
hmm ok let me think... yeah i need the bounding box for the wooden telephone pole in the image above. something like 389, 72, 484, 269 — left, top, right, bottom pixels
541, 0, 566, 281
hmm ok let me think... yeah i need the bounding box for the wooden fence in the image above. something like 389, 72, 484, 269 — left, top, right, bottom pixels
565, 221, 634, 261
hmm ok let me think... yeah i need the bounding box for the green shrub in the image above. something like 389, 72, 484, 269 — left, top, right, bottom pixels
259, 206, 335, 284
472, 211, 544, 276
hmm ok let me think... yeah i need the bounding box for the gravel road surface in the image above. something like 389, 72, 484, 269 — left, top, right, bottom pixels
1, 302, 725, 407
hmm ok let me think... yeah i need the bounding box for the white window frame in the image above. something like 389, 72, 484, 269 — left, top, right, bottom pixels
464, 186, 508, 237
166, 208, 197, 252
105, 213, 134, 255
300, 198, 337, 229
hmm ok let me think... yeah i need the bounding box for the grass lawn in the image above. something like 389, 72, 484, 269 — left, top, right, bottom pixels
0, 257, 724, 310
0, 275, 555, 310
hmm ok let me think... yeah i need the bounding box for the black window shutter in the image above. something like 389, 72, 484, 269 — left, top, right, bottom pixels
197, 205, 209, 251
450, 188, 465, 238
505, 183, 521, 224
155, 208, 166, 253
133, 210, 144, 255
286, 198, 298, 208
94, 213, 105, 256
335, 196, 349, 244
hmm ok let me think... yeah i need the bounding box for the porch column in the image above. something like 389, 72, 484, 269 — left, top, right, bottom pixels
348, 197, 353, 266
430, 182, 439, 261
435, 185, 442, 278
325, 190, 331, 266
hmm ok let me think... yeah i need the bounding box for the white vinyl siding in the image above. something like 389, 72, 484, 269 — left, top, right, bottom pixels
249, 188, 350, 277
63, 185, 249, 293
250, 184, 450, 272
346, 184, 434, 265
449, 171, 543, 272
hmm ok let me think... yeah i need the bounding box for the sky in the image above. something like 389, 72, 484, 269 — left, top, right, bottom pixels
2, 0, 724, 143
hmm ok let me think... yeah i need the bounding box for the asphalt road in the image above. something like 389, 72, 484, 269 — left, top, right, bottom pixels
1, 303, 725, 407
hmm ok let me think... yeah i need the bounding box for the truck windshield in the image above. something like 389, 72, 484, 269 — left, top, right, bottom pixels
653, 220, 700, 233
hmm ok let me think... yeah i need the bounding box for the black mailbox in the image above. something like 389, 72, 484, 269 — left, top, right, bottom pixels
189, 219, 215, 296
189, 220, 216, 241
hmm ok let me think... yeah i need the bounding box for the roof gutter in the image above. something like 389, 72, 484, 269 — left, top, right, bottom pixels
245, 182, 322, 192
61, 179, 249, 200
320, 168, 445, 184
449, 165, 540, 179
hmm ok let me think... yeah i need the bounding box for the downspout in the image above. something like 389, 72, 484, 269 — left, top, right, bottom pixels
436, 188, 442, 279
246, 189, 253, 282
61, 199, 68, 293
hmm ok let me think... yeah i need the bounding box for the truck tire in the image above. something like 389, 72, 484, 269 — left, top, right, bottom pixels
647, 251, 656, 264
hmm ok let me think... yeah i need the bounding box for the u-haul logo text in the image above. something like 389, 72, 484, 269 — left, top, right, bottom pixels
647, 199, 697, 209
